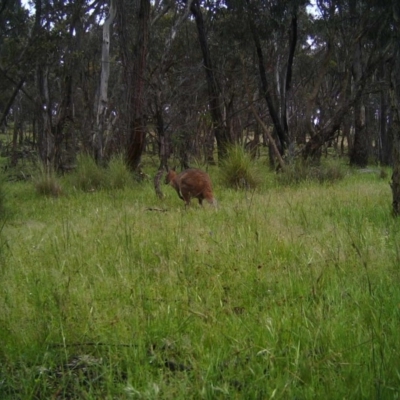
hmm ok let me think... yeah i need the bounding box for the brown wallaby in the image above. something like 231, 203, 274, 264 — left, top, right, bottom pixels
165, 168, 217, 207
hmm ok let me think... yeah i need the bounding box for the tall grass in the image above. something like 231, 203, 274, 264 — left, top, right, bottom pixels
63, 153, 134, 193
219, 144, 262, 189
67, 153, 105, 191
276, 157, 347, 186
32, 162, 63, 197
1, 164, 399, 399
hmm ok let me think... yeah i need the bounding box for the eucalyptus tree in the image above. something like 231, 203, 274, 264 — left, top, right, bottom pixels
149, 0, 246, 172
0, 0, 32, 155
187, 0, 233, 161
0, 0, 108, 169
115, 0, 150, 172
345, 0, 393, 167
300, 0, 391, 162
146, 0, 200, 196
390, 0, 400, 215
94, 0, 116, 165
244, 0, 301, 160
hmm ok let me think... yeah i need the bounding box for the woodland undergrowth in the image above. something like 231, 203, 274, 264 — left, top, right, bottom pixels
0, 157, 399, 399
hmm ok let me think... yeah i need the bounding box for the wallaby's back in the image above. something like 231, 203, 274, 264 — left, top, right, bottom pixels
165, 168, 216, 206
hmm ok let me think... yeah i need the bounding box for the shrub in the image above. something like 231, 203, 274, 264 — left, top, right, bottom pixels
105, 154, 133, 190
33, 163, 62, 197
276, 158, 346, 186
220, 144, 262, 189
0, 175, 7, 220
314, 159, 346, 183
69, 154, 106, 191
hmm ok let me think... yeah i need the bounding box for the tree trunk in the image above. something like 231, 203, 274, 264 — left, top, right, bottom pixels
189, 0, 230, 162
350, 38, 368, 168
0, 77, 25, 128
350, 101, 368, 167
246, 0, 295, 154
95, 0, 116, 165
282, 10, 298, 149
10, 97, 21, 167
126, 0, 150, 171
379, 63, 391, 165
153, 104, 170, 199
36, 65, 54, 166
390, 0, 400, 215
152, 0, 193, 197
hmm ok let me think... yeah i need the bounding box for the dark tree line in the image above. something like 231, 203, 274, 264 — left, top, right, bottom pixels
2, 0, 400, 211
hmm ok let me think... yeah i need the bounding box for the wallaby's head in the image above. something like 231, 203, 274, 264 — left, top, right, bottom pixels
165, 169, 177, 185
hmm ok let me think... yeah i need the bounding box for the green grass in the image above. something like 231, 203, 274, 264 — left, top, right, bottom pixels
1, 165, 400, 399
219, 144, 263, 189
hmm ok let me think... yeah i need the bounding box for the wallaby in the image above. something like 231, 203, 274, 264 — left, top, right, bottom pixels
165, 168, 217, 207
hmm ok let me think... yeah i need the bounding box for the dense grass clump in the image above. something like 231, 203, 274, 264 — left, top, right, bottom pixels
0, 176, 7, 265
1, 162, 399, 399
220, 144, 262, 189
65, 154, 134, 192
0, 175, 7, 219
276, 158, 347, 186
105, 154, 134, 190
68, 153, 106, 191
32, 163, 63, 197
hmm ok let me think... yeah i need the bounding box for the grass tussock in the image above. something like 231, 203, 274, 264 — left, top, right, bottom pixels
1, 162, 399, 399
220, 144, 262, 189
33, 163, 63, 197
0, 176, 7, 220
277, 158, 347, 186
105, 154, 134, 190
66, 153, 133, 192
68, 153, 105, 191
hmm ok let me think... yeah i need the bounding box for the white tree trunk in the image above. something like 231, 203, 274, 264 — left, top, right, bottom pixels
95, 0, 116, 163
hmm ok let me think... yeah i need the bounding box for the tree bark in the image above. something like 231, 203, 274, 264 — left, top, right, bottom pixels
36, 65, 53, 166
390, 0, 400, 215
95, 0, 116, 165
152, 0, 192, 198
247, 11, 286, 153
0, 76, 25, 128
126, 0, 150, 171
282, 10, 298, 146
245, 0, 296, 155
378, 63, 391, 165
349, 26, 368, 167
189, 0, 231, 162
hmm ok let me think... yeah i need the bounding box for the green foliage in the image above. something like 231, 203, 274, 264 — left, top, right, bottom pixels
65, 154, 134, 192
1, 167, 399, 398
67, 153, 106, 191
220, 144, 262, 189
32, 163, 63, 197
0, 176, 7, 221
105, 154, 134, 190
0, 176, 7, 266
277, 158, 347, 186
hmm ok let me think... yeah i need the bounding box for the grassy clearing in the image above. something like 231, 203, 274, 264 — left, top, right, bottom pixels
1, 164, 400, 399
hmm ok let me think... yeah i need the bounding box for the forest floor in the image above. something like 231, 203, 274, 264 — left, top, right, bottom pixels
1, 162, 400, 399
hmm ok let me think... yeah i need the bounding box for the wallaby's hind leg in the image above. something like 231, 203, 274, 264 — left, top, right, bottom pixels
182, 192, 191, 207
208, 197, 217, 207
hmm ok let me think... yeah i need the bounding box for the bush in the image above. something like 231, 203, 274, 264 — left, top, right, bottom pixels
105, 154, 133, 190
69, 154, 106, 191
33, 163, 62, 197
220, 144, 262, 189
0, 176, 7, 220
276, 158, 346, 186
65, 154, 135, 192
